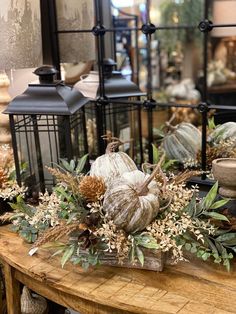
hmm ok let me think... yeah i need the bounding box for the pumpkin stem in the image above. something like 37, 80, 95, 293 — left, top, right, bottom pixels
137, 153, 166, 196
165, 113, 177, 132
104, 137, 134, 154
105, 141, 121, 154
160, 197, 172, 211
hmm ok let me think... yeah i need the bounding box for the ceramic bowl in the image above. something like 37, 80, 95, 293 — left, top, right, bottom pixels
212, 158, 236, 198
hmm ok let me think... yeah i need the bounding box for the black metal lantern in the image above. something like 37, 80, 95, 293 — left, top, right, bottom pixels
4, 66, 90, 193
83, 59, 145, 163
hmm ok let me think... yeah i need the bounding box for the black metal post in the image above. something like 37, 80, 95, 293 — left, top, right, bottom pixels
144, 0, 155, 163
201, 0, 210, 179
135, 16, 140, 86
40, 0, 61, 79
94, 0, 107, 154
32, 115, 45, 192
9, 115, 21, 187
81, 108, 89, 156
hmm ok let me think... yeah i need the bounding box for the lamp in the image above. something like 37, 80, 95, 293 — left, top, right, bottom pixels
0, 0, 42, 147
212, 0, 236, 70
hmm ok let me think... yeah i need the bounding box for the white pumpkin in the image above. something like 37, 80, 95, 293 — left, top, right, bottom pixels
208, 122, 236, 145
163, 122, 201, 162
90, 141, 137, 184
103, 169, 160, 233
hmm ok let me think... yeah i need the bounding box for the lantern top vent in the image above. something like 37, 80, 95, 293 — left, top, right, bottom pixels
4, 66, 89, 116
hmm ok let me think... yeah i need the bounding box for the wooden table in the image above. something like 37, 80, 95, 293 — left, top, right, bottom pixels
0, 225, 236, 314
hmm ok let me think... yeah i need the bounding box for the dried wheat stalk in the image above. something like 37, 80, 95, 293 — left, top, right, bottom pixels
32, 222, 83, 248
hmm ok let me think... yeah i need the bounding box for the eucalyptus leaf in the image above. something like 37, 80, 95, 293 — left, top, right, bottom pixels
61, 245, 75, 268
208, 117, 216, 130
215, 241, 224, 255
223, 258, 231, 272
152, 144, 160, 164
185, 243, 191, 251
190, 246, 198, 254
76, 154, 88, 174
136, 246, 144, 266
201, 252, 210, 261
135, 235, 159, 249
41, 241, 66, 249
130, 245, 135, 263
201, 182, 218, 210
184, 193, 196, 217
70, 159, 76, 171
216, 233, 236, 243
210, 199, 229, 210
60, 159, 73, 172
204, 212, 229, 222
163, 159, 177, 171
153, 128, 165, 138
51, 248, 65, 257
204, 237, 218, 254
82, 262, 90, 271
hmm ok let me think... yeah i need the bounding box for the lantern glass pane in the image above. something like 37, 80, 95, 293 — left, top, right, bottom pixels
12, 112, 86, 191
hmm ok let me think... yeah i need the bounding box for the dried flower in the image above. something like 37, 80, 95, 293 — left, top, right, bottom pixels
95, 220, 131, 262
79, 176, 106, 202
32, 222, 82, 248
46, 166, 82, 195
0, 167, 8, 188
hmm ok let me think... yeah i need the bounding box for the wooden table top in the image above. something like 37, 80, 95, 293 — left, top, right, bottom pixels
0, 225, 236, 314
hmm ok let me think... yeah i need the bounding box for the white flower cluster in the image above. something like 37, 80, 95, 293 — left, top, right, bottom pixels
28, 191, 61, 228
95, 220, 130, 262
146, 182, 215, 263
0, 182, 27, 200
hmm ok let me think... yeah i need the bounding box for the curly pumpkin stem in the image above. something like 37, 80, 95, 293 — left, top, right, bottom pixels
104, 137, 134, 154
137, 153, 166, 196
165, 113, 177, 132
160, 196, 172, 211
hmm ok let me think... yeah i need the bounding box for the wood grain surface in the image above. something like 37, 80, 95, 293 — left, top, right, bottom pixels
0, 225, 235, 314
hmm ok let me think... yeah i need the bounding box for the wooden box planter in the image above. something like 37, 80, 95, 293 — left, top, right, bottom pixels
81, 248, 166, 272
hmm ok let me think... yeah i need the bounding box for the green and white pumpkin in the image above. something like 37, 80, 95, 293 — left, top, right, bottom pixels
103, 169, 160, 233
90, 141, 137, 185
163, 122, 201, 162
208, 122, 236, 145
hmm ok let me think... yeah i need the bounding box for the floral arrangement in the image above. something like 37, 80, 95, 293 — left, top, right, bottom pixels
156, 115, 236, 172
0, 145, 26, 201
186, 118, 236, 170
3, 140, 236, 272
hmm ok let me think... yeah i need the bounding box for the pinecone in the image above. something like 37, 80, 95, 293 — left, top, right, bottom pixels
79, 176, 106, 202
0, 168, 8, 188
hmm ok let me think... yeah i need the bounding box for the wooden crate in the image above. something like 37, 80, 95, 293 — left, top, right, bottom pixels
81, 248, 166, 272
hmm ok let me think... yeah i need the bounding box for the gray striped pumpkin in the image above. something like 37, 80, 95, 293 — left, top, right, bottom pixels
103, 170, 160, 233
163, 122, 201, 162
90, 145, 137, 185
208, 122, 236, 145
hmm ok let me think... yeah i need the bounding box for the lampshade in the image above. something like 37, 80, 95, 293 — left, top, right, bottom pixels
56, 0, 96, 63
212, 0, 236, 37
0, 0, 42, 70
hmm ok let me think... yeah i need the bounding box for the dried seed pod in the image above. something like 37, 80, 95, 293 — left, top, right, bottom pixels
79, 175, 106, 202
